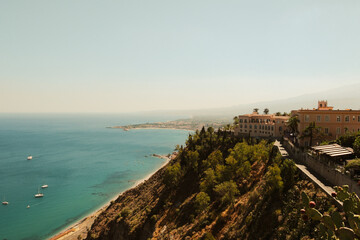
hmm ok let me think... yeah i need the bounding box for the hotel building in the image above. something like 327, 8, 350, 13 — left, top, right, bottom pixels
291, 101, 360, 146
234, 111, 289, 138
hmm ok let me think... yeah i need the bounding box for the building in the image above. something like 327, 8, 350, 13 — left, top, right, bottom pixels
291, 101, 360, 146
234, 110, 289, 138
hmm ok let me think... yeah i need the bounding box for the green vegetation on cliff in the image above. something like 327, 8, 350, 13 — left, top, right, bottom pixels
86, 127, 334, 240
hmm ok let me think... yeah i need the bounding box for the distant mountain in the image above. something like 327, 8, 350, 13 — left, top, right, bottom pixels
188, 83, 360, 118
139, 83, 360, 121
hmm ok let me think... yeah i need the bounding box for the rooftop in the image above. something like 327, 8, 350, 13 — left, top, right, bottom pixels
311, 144, 354, 158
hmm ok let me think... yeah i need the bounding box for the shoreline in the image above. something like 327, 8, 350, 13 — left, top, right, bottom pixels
111, 127, 196, 131
48, 154, 173, 240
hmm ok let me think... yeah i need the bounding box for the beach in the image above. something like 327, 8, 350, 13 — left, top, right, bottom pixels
49, 154, 173, 240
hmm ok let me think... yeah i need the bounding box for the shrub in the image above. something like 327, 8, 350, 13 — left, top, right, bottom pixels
201, 232, 216, 240
120, 207, 131, 218
151, 214, 158, 223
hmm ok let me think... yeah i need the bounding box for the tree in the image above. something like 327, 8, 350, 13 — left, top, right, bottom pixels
354, 136, 360, 157
200, 168, 217, 193
301, 122, 322, 146
253, 108, 259, 113
286, 116, 300, 134
214, 180, 239, 205
275, 112, 281, 116
203, 150, 223, 170
194, 192, 210, 213
265, 164, 283, 193
264, 108, 269, 115
164, 162, 182, 186
233, 116, 239, 126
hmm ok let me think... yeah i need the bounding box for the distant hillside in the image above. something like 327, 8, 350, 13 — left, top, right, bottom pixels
146, 83, 360, 119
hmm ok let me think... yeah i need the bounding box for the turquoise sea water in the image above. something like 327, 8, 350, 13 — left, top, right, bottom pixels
0, 114, 191, 240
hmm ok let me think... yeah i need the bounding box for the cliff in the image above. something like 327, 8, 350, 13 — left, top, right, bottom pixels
86, 128, 334, 240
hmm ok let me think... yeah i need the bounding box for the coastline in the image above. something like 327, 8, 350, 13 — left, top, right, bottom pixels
48, 154, 173, 240
111, 127, 196, 131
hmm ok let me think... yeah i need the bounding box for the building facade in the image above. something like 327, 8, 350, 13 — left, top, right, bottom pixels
291, 101, 360, 146
234, 111, 289, 138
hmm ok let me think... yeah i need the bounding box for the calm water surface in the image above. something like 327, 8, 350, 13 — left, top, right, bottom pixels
0, 114, 191, 240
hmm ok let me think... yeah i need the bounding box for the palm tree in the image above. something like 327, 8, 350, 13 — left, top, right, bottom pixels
264, 108, 269, 115
253, 108, 259, 113
286, 116, 300, 134
301, 122, 321, 146
233, 116, 239, 126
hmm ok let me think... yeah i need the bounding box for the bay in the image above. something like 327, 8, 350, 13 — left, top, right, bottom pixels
0, 113, 190, 240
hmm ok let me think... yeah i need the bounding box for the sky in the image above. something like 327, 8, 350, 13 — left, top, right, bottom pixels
1, 0, 360, 113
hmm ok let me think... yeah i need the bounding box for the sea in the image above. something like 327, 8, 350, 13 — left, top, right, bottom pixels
0, 113, 191, 240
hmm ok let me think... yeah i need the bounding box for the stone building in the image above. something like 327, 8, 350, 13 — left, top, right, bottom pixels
234, 110, 289, 139
291, 101, 360, 146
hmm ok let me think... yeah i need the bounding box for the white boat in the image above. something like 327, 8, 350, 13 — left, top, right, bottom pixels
41, 184, 48, 189
27, 205, 30, 208
2, 196, 9, 205
27, 155, 33, 160
34, 188, 44, 198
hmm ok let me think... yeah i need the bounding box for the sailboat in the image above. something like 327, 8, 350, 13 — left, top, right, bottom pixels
34, 188, 44, 198
2, 196, 9, 205
41, 184, 48, 189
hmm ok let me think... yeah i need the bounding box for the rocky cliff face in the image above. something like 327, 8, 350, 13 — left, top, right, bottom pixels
86, 130, 333, 240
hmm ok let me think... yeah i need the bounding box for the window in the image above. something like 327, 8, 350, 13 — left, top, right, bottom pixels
245, 124, 247, 128
316, 115, 321, 122
239, 119, 243, 123
325, 128, 329, 134
240, 124, 243, 128
353, 116, 356, 121
249, 125, 252, 129
358, 116, 360, 122
305, 115, 310, 122
254, 125, 257, 129
336, 127, 341, 134
337, 116, 341, 122
345, 116, 350, 122
279, 126, 283, 131
271, 126, 274, 131
325, 115, 330, 122
244, 119, 247, 123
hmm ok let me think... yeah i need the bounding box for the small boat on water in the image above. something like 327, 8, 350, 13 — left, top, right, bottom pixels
41, 184, 48, 189
27, 205, 30, 208
34, 188, 44, 198
2, 196, 9, 205
27, 155, 33, 160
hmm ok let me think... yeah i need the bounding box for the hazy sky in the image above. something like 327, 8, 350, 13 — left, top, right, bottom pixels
1, 0, 359, 113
